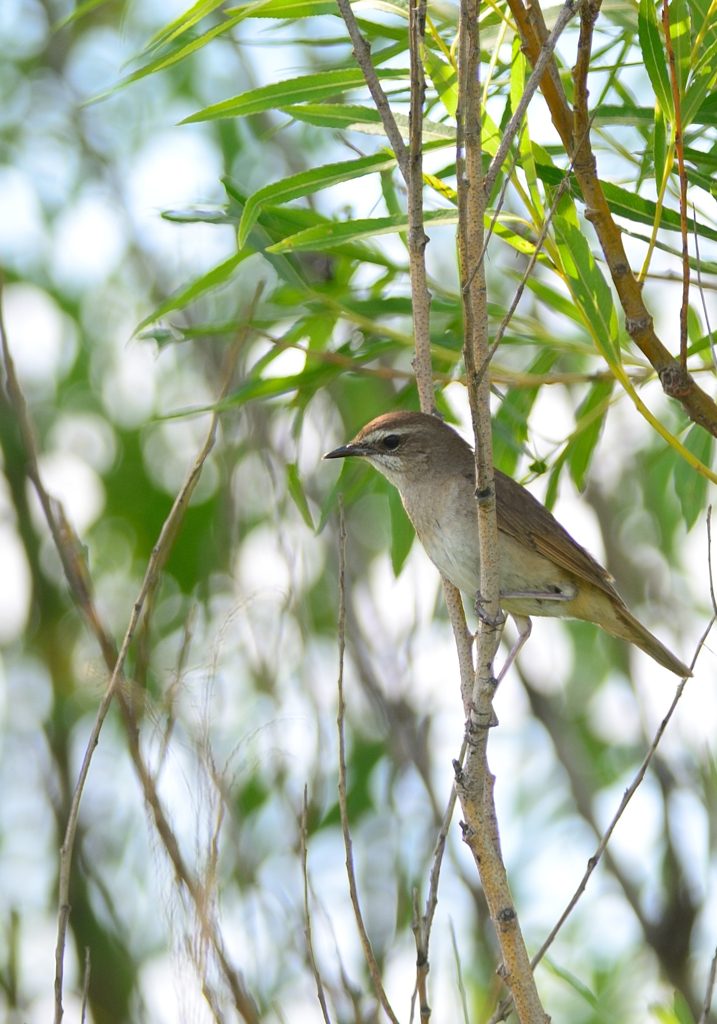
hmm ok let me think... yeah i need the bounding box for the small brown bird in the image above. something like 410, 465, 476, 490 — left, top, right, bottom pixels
324, 410, 691, 678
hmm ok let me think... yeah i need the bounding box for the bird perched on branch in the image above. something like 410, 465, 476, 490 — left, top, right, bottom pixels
324, 410, 691, 679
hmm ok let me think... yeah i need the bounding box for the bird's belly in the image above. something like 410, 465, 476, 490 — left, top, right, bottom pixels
418, 521, 579, 618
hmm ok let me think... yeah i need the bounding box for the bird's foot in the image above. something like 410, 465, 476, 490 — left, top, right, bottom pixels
473, 591, 506, 630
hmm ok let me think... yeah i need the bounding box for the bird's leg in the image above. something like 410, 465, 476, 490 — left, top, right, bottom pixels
496, 614, 532, 683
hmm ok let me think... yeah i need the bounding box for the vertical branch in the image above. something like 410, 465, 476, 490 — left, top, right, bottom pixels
454, 2, 548, 1022
336, 498, 400, 1024
662, 0, 690, 368
408, 0, 436, 414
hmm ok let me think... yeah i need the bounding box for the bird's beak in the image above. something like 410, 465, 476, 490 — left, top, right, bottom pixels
323, 442, 371, 460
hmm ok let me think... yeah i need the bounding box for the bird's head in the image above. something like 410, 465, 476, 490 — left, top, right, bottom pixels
323, 410, 471, 487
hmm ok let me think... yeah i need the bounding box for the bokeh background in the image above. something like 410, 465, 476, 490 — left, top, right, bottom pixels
2, 0, 717, 1021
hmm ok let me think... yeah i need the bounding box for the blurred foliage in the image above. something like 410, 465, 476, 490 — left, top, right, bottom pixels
1, 0, 717, 1022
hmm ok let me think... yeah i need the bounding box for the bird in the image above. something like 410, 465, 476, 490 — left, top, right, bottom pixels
323, 410, 691, 679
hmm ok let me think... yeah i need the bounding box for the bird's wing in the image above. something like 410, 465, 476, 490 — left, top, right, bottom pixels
494, 470, 620, 598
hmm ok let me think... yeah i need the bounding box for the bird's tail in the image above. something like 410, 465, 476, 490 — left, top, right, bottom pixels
608, 603, 692, 677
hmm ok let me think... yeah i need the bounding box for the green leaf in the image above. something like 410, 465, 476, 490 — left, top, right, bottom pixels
669, 0, 691, 96
654, 101, 667, 187
388, 486, 414, 575
493, 350, 557, 476
86, 12, 244, 103
227, 0, 339, 16
53, 0, 112, 30
181, 68, 410, 123
674, 424, 713, 528
286, 463, 315, 530
266, 208, 459, 253
239, 152, 399, 247
639, 0, 674, 117
589, 103, 655, 125
424, 48, 458, 117
544, 958, 598, 1009
682, 37, 717, 125
135, 250, 252, 332
139, 0, 227, 57
553, 212, 621, 364
281, 103, 456, 140
567, 379, 613, 490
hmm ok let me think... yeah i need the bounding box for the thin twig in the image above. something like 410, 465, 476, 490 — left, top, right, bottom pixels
483, 0, 583, 198
336, 497, 400, 1024
411, 888, 431, 1023
456, 0, 549, 1017
698, 943, 717, 1024
80, 948, 90, 1024
407, 0, 435, 415
0, 275, 262, 1024
462, 126, 525, 298
693, 208, 717, 373
529, 640, 703, 969
662, 0, 690, 369
301, 786, 333, 1024
488, 611, 714, 1024
478, 170, 573, 380
449, 919, 471, 1024
478, 116, 594, 381
333, 0, 409, 180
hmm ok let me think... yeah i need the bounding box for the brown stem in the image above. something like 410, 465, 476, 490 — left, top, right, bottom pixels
488, 616, 712, 1024
455, 1, 549, 1021
505, 0, 717, 437
0, 274, 262, 1024
662, 0, 690, 368
335, 499, 400, 1024
483, 0, 582, 198
408, 0, 436, 414
334, 0, 409, 181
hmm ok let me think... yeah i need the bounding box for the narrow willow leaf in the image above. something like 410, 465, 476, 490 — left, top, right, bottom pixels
226, 180, 400, 269
669, 0, 691, 96
622, 227, 717, 272
181, 68, 410, 123
589, 103, 655, 125
228, 0, 338, 15
135, 250, 252, 332
424, 48, 458, 117
674, 424, 713, 527
682, 37, 717, 125
492, 350, 557, 477
85, 12, 243, 103
553, 214, 621, 364
639, 0, 674, 117
53, 0, 112, 30
523, 276, 586, 326
388, 485, 414, 575
267, 208, 459, 252
567, 379, 613, 490
695, 89, 717, 123
353, 0, 409, 18
281, 102, 455, 139
286, 463, 315, 530
654, 101, 667, 188
140, 0, 227, 57
238, 152, 398, 247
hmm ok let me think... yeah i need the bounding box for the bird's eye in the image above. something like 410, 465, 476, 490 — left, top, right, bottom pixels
382, 434, 401, 450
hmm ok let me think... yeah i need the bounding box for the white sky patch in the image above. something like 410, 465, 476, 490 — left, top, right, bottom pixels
51, 191, 127, 291
0, 167, 46, 268
0, 527, 31, 644
33, 452, 105, 534
1, 283, 75, 395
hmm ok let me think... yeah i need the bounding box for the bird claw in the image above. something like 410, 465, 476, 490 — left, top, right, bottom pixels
474, 591, 506, 630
